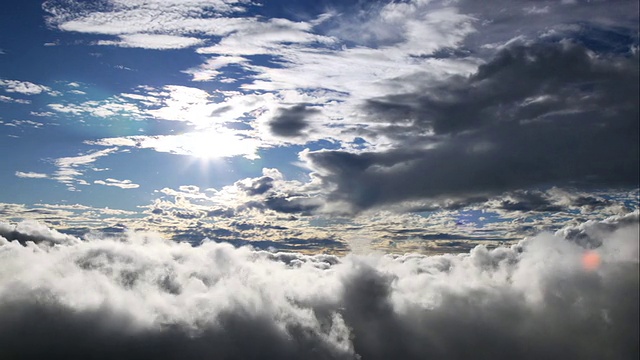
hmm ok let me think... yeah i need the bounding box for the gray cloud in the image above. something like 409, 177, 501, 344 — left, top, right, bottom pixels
0, 220, 80, 245
306, 42, 639, 211
0, 213, 638, 359
457, 0, 639, 53
238, 175, 275, 196
556, 211, 639, 249
268, 104, 320, 138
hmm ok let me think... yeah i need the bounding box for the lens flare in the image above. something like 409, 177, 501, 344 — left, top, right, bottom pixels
582, 250, 601, 271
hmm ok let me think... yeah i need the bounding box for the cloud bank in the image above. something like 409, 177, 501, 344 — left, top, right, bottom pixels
1, 213, 637, 359
305, 42, 639, 212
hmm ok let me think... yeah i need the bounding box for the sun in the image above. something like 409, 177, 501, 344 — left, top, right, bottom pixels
176, 128, 261, 161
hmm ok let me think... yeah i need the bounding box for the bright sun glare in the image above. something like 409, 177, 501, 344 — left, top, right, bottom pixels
175, 129, 260, 161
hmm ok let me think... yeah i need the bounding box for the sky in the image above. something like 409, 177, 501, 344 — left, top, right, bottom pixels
0, 0, 638, 253
0, 1, 639, 358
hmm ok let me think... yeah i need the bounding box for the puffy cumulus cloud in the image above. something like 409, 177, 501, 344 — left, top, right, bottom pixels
555, 211, 640, 249
0, 214, 638, 359
0, 220, 80, 245
304, 42, 639, 212
138, 170, 345, 250
0, 79, 58, 96
0, 95, 31, 104
230, 168, 325, 215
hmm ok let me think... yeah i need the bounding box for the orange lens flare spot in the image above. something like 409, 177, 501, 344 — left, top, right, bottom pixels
582, 250, 601, 271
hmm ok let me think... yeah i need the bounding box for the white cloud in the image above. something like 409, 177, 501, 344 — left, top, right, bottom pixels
0, 95, 31, 104
48, 99, 145, 119
183, 55, 248, 81
43, 0, 251, 45
15, 171, 48, 179
0, 214, 637, 359
4, 120, 45, 129
30, 111, 55, 117
88, 128, 263, 160
94, 178, 140, 189
0, 79, 57, 96
97, 34, 204, 49
53, 148, 120, 191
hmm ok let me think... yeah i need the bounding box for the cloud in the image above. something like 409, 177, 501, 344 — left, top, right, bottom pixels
97, 34, 204, 49
48, 98, 147, 119
182, 55, 248, 81
195, 17, 336, 56
325, 1, 475, 55
43, 0, 250, 40
457, 0, 638, 52
268, 104, 319, 138
0, 213, 638, 359
0, 95, 31, 104
88, 130, 263, 160
15, 171, 48, 179
53, 148, 120, 191
555, 211, 640, 249
303, 42, 639, 212
0, 79, 58, 96
94, 178, 140, 189
0, 220, 80, 245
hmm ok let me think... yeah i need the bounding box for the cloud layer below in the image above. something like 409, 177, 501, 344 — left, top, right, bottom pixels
1, 213, 638, 359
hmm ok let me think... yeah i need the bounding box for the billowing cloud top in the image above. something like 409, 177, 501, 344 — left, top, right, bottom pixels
0, 213, 638, 359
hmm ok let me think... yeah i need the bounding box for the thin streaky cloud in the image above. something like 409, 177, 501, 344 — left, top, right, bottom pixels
15, 171, 48, 179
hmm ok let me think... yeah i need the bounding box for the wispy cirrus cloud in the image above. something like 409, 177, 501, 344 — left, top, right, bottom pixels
43, 0, 250, 48
15, 171, 48, 179
53, 148, 119, 191
94, 178, 140, 189
97, 34, 204, 49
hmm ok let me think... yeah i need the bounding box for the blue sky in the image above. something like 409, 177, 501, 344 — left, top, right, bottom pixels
1, 0, 638, 253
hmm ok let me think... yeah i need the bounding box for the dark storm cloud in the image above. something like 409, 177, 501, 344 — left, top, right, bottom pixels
244, 195, 322, 215
0, 214, 638, 359
496, 190, 564, 212
307, 42, 639, 211
457, 0, 639, 53
366, 42, 638, 135
268, 104, 319, 138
